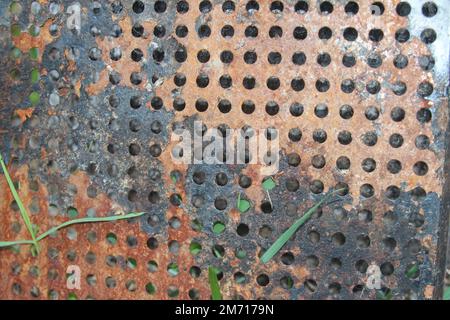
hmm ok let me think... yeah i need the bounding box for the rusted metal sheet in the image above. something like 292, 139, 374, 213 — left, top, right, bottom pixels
0, 0, 449, 300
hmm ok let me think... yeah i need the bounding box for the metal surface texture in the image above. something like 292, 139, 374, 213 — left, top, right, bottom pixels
0, 0, 449, 300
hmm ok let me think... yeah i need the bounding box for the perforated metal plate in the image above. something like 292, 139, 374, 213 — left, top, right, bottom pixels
0, 0, 449, 300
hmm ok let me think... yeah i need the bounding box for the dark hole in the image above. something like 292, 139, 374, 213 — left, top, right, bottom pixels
367, 53, 382, 68
315, 78, 330, 92
289, 102, 304, 116
343, 27, 358, 41
153, 25, 166, 38
267, 77, 280, 90
154, 1, 166, 13
153, 48, 165, 62
293, 26, 307, 40
341, 79, 355, 93
361, 158, 376, 173
365, 106, 380, 121
131, 48, 143, 62
174, 73, 186, 86
246, 1, 260, 13
361, 131, 378, 146
220, 50, 234, 63
360, 184, 374, 198
266, 101, 280, 116
148, 191, 160, 204
239, 175, 252, 188
288, 128, 302, 142
318, 27, 332, 40
287, 153, 301, 167
338, 131, 352, 145
331, 232, 345, 246
422, 2, 438, 17
268, 51, 282, 64
295, 1, 308, 14
310, 180, 324, 194
342, 53, 356, 67
173, 97, 186, 111
281, 252, 294, 265
345, 1, 359, 15
317, 53, 331, 66
292, 52, 306, 65
366, 80, 381, 94
291, 78, 305, 91
245, 25, 258, 38
196, 74, 209, 88
420, 28, 436, 44
336, 156, 350, 170
313, 129, 327, 143
339, 105, 353, 119
269, 26, 283, 38
198, 24, 211, 38
221, 25, 234, 38
174, 47, 187, 63
319, 1, 333, 14
219, 75, 232, 89
151, 96, 163, 110
218, 99, 232, 113
175, 25, 188, 38
395, 28, 410, 43
417, 81, 434, 97
369, 28, 384, 42
315, 104, 328, 118
214, 198, 228, 210
416, 108, 432, 123
130, 96, 142, 109
132, 1, 144, 14
132, 23, 144, 37
286, 177, 300, 192
243, 76, 256, 89
396, 2, 411, 16
177, 0, 189, 13
418, 55, 435, 71
311, 155, 326, 169
195, 98, 208, 112
385, 186, 400, 200
237, 223, 249, 237
244, 51, 257, 64
383, 237, 397, 252
415, 135, 430, 150
355, 260, 368, 273
389, 133, 404, 148
393, 54, 408, 69
223, 1, 235, 13
413, 161, 428, 176
261, 201, 273, 213
242, 100, 255, 114
199, 0, 212, 13
270, 1, 283, 13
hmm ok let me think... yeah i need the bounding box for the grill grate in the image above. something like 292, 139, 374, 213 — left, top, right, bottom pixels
0, 0, 449, 300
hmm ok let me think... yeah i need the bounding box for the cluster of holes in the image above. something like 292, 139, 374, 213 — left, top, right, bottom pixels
6, 0, 442, 300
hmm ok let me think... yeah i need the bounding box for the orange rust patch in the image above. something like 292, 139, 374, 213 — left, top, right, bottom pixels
15, 108, 34, 123
12, 19, 54, 63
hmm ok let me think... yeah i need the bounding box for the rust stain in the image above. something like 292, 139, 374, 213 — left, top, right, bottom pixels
15, 108, 34, 123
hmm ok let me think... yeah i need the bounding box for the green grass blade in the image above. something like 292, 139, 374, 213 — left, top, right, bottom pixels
260, 189, 343, 264
0, 240, 35, 247
444, 287, 450, 300
36, 212, 145, 241
208, 266, 223, 300
0, 153, 40, 253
